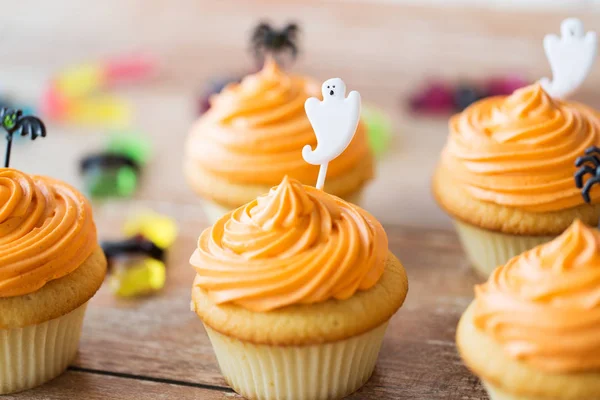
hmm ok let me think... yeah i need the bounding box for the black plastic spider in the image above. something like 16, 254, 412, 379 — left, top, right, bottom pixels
251, 22, 299, 65
102, 235, 165, 272
575, 146, 600, 203
0, 108, 46, 168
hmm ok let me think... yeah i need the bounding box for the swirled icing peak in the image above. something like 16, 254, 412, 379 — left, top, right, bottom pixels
190, 176, 388, 312
473, 220, 600, 372
185, 59, 370, 185
441, 83, 600, 212
0, 169, 97, 297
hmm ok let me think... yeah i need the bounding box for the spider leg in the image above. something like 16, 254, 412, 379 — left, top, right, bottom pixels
581, 176, 600, 203
283, 23, 299, 39
575, 165, 596, 188
20, 123, 31, 138
575, 154, 600, 168
25, 123, 38, 140
251, 23, 271, 57
287, 42, 298, 60
252, 23, 271, 39
585, 146, 600, 156
18, 117, 45, 139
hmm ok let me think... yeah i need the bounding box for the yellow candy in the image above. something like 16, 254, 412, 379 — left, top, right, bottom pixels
56, 64, 105, 99
123, 210, 177, 249
68, 96, 131, 127
108, 258, 166, 297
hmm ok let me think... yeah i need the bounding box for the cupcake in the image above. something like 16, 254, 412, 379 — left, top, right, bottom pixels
0, 168, 106, 393
189, 176, 408, 400
456, 220, 600, 400
184, 58, 374, 223
432, 83, 600, 276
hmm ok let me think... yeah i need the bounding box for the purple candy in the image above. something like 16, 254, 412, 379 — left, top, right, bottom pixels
485, 75, 529, 97
409, 82, 455, 114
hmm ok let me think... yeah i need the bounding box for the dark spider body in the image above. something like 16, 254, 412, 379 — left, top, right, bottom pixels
251, 22, 299, 65
0, 108, 46, 168
575, 146, 600, 203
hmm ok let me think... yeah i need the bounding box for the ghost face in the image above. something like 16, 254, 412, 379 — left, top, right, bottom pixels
322, 78, 346, 100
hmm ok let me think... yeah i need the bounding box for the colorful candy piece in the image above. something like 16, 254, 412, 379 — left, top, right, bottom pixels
55, 55, 156, 99
107, 131, 152, 166
102, 236, 168, 298
123, 210, 177, 249
80, 153, 140, 199
41, 85, 70, 119
42, 54, 156, 126
361, 105, 394, 159
83, 163, 138, 198
454, 84, 487, 112
103, 54, 157, 86
108, 257, 166, 297
408, 82, 455, 114
79, 131, 151, 199
55, 64, 105, 99
68, 96, 131, 127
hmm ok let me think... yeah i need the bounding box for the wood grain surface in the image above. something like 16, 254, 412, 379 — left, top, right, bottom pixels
11, 200, 488, 399
2, 0, 599, 398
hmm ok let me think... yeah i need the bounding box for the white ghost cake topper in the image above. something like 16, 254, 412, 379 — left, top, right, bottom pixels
539, 18, 597, 99
303, 78, 361, 190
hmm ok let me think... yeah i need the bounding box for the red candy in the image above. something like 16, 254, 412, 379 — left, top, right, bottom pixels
409, 82, 455, 114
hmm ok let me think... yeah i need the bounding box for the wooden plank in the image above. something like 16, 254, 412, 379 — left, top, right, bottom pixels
69, 202, 488, 399
4, 370, 234, 400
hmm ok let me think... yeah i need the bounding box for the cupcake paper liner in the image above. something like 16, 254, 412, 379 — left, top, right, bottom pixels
453, 221, 553, 277
0, 303, 88, 394
201, 190, 365, 225
204, 321, 388, 400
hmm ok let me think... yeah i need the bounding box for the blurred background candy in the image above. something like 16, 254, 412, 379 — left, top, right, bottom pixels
408, 75, 530, 115
80, 131, 151, 198
103, 210, 177, 298
42, 54, 157, 127
362, 104, 394, 159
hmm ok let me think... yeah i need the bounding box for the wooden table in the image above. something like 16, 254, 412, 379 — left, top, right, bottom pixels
8, 205, 488, 399
2, 1, 600, 398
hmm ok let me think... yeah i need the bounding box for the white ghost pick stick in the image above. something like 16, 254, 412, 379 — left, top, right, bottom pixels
539, 18, 597, 99
303, 78, 361, 190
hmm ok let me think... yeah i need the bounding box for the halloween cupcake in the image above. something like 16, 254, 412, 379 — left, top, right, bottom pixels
184, 25, 373, 223
189, 176, 408, 400
432, 83, 600, 276
457, 219, 600, 400
0, 168, 106, 393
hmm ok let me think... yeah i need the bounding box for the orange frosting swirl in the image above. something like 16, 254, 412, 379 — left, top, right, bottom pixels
441, 83, 600, 212
190, 176, 388, 311
186, 59, 370, 185
473, 220, 600, 373
0, 169, 97, 297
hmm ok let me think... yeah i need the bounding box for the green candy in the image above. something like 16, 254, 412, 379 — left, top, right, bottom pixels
362, 105, 394, 159
86, 166, 138, 198
107, 131, 151, 165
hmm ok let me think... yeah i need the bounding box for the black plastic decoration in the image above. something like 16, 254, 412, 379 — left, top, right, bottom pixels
79, 153, 140, 174
251, 22, 299, 65
575, 146, 600, 203
0, 108, 46, 168
101, 236, 165, 268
